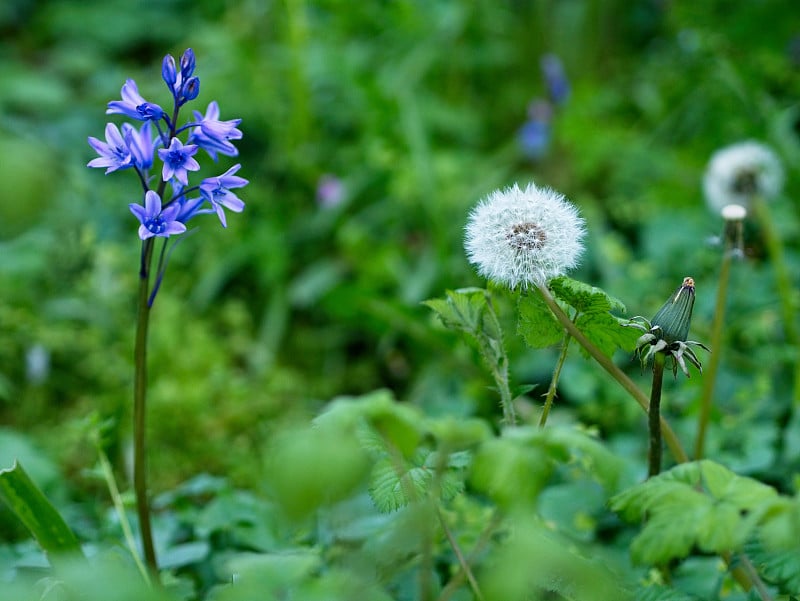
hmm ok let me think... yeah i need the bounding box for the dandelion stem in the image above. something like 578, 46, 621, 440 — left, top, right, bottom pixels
537, 284, 688, 464
539, 328, 573, 427
648, 353, 666, 477
133, 238, 158, 576
695, 239, 734, 459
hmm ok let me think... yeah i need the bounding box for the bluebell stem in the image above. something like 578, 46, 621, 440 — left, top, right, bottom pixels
87, 48, 248, 577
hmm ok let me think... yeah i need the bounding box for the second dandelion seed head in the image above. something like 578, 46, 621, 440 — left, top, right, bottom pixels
464, 182, 585, 290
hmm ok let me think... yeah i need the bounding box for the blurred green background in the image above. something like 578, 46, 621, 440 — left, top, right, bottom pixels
1, 0, 798, 504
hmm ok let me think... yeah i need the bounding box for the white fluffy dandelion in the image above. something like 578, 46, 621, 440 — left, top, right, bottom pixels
464, 182, 585, 290
703, 141, 784, 214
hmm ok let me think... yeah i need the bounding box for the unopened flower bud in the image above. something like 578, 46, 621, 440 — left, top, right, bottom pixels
651, 277, 696, 344
162, 54, 177, 88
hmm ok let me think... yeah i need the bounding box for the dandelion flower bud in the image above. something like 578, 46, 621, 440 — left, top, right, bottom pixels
703, 141, 784, 214
464, 182, 585, 290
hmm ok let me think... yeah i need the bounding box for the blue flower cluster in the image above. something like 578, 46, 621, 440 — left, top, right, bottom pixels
88, 49, 248, 238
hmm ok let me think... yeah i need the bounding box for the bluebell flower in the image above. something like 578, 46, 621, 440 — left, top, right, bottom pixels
200, 164, 248, 227
540, 54, 570, 105
158, 137, 200, 185
316, 174, 345, 208
87, 123, 133, 173
517, 99, 552, 160
107, 79, 165, 121
189, 101, 243, 159
129, 191, 187, 240
123, 121, 154, 171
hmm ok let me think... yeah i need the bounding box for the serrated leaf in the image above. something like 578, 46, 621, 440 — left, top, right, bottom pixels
517, 290, 564, 348
423, 288, 489, 335
368, 457, 430, 512
575, 311, 641, 357
634, 584, 705, 601
549, 276, 627, 314
745, 538, 800, 593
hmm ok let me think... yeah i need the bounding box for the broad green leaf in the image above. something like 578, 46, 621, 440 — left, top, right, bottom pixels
549, 276, 627, 314
575, 312, 642, 356
517, 289, 564, 348
0, 460, 83, 565
633, 584, 704, 601
423, 415, 492, 451
745, 538, 800, 594
469, 436, 554, 508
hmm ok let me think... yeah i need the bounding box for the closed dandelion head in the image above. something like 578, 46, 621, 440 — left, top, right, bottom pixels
703, 141, 784, 214
625, 277, 710, 378
464, 183, 585, 290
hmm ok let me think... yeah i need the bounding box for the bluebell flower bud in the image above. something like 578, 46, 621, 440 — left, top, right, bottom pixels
162, 54, 177, 89
179, 76, 200, 105
180, 48, 196, 79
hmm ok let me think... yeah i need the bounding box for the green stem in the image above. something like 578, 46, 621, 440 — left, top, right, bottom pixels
437, 510, 485, 601
536, 284, 688, 464
695, 241, 733, 460
134, 238, 158, 575
648, 353, 666, 478
539, 330, 573, 427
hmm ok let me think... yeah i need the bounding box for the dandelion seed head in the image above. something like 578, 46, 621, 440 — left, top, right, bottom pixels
464, 182, 585, 289
703, 141, 784, 214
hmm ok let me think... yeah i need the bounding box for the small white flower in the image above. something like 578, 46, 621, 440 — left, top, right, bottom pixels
703, 141, 784, 214
464, 182, 585, 289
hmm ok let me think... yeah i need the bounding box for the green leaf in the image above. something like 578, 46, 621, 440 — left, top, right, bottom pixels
0, 460, 83, 566
368, 456, 430, 513
423, 288, 491, 336
745, 538, 800, 594
575, 312, 641, 356
517, 289, 564, 348
549, 276, 627, 314
611, 461, 787, 565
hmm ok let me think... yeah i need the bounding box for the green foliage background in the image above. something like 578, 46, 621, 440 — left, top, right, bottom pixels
0, 0, 799, 599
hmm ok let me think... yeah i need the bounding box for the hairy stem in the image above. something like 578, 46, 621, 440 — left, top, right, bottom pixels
537, 284, 688, 464
133, 238, 158, 575
648, 353, 666, 478
695, 241, 733, 459
539, 330, 573, 427
483, 295, 517, 428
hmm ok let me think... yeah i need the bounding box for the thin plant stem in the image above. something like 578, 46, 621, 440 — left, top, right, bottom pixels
437, 511, 501, 601
133, 238, 158, 575
539, 329, 573, 427
695, 240, 734, 460
95, 444, 150, 585
648, 353, 666, 478
437, 510, 485, 601
536, 284, 688, 464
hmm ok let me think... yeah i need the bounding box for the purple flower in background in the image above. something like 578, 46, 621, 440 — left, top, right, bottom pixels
540, 54, 570, 105
200, 164, 248, 227
129, 191, 187, 240
517, 99, 553, 160
107, 79, 165, 121
316, 174, 345, 208
189, 101, 243, 159
158, 137, 200, 184
87, 123, 134, 173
